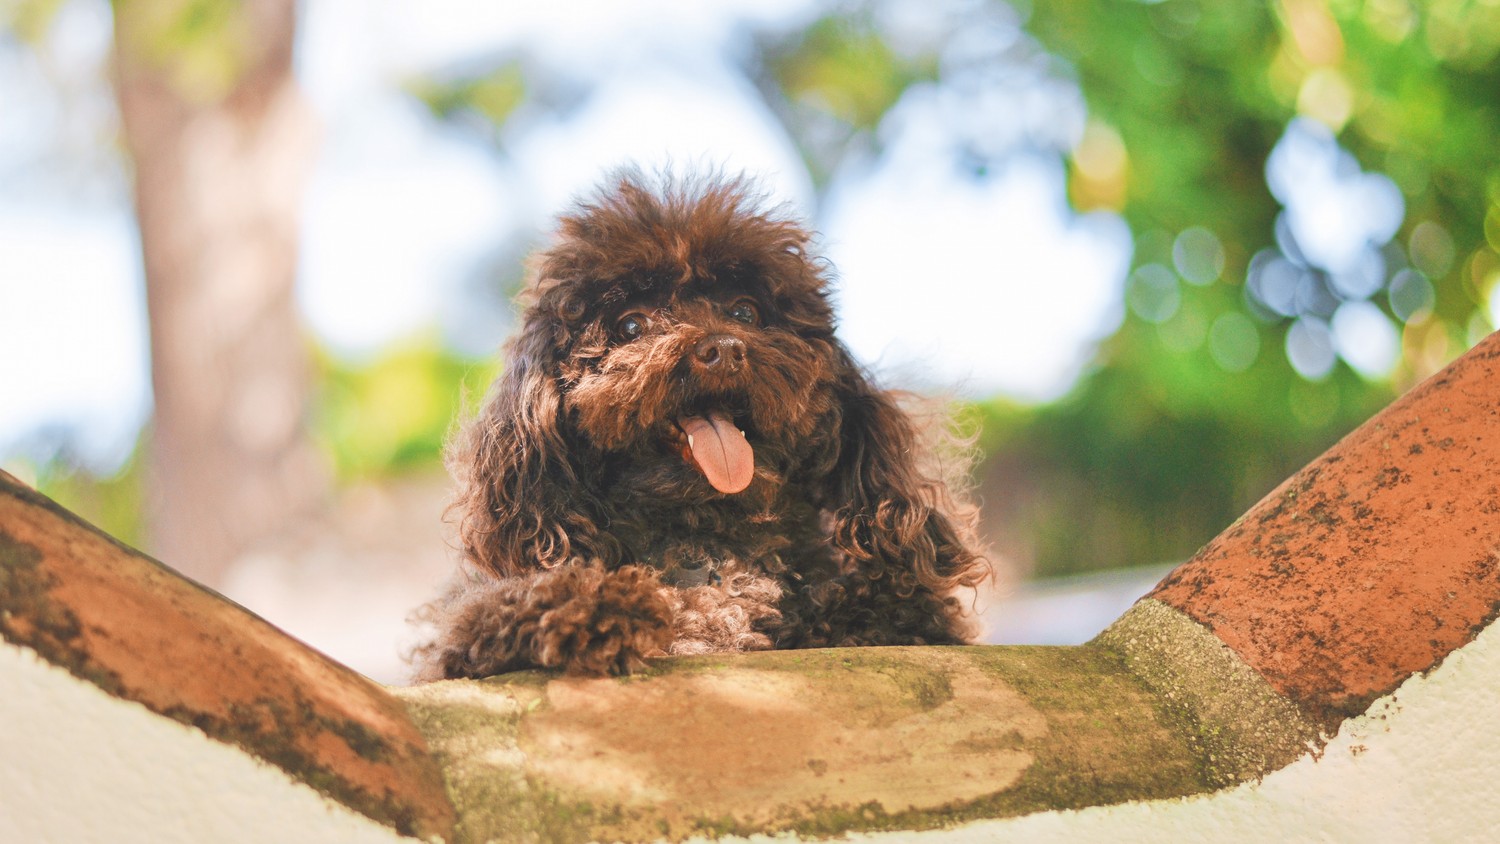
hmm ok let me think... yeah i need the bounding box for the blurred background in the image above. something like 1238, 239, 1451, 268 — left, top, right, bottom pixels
3, 0, 1498, 683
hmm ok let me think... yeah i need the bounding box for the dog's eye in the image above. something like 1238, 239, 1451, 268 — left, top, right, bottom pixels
615, 311, 651, 341
728, 299, 760, 326
557, 296, 587, 323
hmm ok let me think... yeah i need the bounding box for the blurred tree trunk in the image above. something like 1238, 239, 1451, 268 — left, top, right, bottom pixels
112, 0, 326, 585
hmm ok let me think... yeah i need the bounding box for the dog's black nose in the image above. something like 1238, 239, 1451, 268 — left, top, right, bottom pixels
693, 335, 746, 372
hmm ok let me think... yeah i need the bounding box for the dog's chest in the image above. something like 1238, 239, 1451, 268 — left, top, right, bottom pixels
609, 497, 834, 587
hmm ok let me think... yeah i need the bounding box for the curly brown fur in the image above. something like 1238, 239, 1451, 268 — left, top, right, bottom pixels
414, 563, 674, 679
414, 170, 990, 680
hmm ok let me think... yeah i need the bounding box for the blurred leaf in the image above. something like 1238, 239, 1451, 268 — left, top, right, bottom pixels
312, 336, 499, 480
767, 15, 925, 132
408, 62, 528, 129
752, 11, 937, 189
977, 337, 1391, 577
1031, 0, 1500, 384
2, 0, 68, 42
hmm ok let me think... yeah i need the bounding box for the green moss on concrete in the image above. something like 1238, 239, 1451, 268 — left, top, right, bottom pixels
962, 644, 1212, 812
393, 679, 594, 844
1095, 599, 1323, 786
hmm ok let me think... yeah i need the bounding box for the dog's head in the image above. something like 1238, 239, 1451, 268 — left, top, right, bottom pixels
524, 173, 844, 499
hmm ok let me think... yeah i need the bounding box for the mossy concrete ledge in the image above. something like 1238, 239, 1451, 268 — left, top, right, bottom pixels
391, 638, 1308, 843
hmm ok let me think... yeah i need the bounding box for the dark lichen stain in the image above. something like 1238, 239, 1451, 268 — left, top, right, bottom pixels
1471, 554, 1498, 582
399, 685, 596, 844
313, 705, 397, 765
163, 694, 423, 837
863, 650, 956, 711
1373, 466, 1411, 488
0, 529, 123, 696
1305, 501, 1341, 529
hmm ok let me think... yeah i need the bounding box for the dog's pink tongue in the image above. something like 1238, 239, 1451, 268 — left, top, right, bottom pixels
678, 412, 754, 494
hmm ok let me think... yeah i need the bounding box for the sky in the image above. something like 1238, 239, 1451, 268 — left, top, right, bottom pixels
0, 0, 1418, 478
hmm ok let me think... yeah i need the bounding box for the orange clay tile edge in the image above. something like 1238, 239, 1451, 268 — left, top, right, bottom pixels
0, 473, 456, 841
1149, 331, 1500, 727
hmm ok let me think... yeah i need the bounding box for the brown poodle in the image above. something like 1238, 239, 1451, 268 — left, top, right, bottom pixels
415, 172, 990, 679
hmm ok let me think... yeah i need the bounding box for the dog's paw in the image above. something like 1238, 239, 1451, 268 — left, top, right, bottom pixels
532, 564, 675, 675
409, 576, 534, 681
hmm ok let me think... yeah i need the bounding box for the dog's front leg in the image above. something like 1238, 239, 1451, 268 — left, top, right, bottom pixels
417, 562, 674, 679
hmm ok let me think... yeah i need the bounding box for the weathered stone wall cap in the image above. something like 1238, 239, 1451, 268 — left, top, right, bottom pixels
393, 643, 1256, 842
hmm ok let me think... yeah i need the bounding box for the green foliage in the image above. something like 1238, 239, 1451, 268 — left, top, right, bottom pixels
312, 337, 498, 481
1, 0, 68, 42
768, 15, 927, 132
756, 11, 938, 188
973, 340, 1389, 577
12, 337, 495, 549
113, 0, 253, 103
1032, 0, 1500, 377
994, 0, 1500, 573
1047, 4, 1283, 236
407, 63, 528, 129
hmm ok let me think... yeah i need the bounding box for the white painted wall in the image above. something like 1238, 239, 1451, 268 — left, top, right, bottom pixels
0, 643, 406, 844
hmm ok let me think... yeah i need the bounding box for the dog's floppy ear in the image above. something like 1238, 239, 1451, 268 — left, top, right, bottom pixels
823, 348, 988, 595
448, 313, 609, 577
